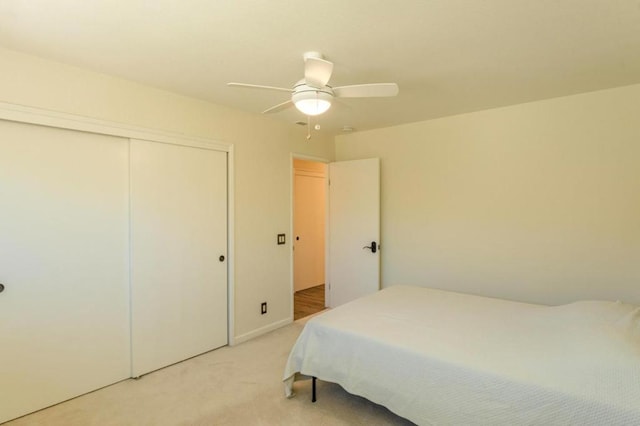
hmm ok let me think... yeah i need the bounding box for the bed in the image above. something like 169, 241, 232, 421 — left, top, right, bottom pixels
283, 285, 640, 425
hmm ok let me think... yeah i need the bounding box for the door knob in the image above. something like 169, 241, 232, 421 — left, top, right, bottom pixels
0, 283, 5, 293
219, 255, 225, 262
362, 241, 378, 253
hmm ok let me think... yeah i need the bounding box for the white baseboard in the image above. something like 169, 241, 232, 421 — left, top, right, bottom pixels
232, 317, 293, 346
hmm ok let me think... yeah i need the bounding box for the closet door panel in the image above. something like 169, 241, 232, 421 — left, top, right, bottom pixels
0, 120, 130, 423
130, 139, 227, 376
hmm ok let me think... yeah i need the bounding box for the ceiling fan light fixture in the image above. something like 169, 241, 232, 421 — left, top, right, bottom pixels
292, 90, 332, 116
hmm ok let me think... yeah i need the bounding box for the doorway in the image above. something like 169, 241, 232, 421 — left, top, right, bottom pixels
292, 158, 327, 320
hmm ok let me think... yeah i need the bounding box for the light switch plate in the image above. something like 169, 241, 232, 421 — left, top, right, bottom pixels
277, 234, 286, 245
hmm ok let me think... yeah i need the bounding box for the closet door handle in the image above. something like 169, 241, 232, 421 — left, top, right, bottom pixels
362, 241, 378, 253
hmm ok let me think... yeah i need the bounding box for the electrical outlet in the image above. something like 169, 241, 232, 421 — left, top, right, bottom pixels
261, 302, 267, 315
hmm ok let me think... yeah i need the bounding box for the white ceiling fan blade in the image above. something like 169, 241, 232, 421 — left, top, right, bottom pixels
227, 82, 291, 93
262, 100, 293, 114
333, 83, 399, 98
304, 57, 334, 88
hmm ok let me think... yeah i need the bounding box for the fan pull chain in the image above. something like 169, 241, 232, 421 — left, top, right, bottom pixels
306, 115, 311, 140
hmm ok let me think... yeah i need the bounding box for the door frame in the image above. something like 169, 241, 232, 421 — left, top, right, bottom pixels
289, 153, 330, 319
0, 101, 236, 347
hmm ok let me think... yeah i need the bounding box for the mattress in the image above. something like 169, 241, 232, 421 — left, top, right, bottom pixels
283, 285, 640, 425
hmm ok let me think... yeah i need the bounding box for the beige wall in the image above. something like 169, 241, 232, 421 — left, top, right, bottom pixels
336, 84, 640, 305
0, 47, 334, 341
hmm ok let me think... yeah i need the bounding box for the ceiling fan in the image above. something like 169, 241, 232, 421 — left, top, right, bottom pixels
227, 52, 399, 117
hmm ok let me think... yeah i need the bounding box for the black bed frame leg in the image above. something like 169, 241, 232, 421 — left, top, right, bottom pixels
312, 376, 317, 403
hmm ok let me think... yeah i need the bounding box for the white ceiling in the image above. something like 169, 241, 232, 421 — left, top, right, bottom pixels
1, 0, 639, 136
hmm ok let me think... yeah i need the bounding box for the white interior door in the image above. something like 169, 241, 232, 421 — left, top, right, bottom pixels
0, 120, 131, 423
328, 158, 380, 307
130, 139, 227, 376
293, 169, 326, 292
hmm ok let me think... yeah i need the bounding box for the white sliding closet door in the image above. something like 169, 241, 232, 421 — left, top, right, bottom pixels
130, 139, 227, 376
0, 120, 130, 424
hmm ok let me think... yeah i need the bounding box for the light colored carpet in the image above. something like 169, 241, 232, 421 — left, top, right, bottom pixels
7, 316, 414, 425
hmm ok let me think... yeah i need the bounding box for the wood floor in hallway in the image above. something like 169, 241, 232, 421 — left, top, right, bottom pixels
294, 284, 325, 320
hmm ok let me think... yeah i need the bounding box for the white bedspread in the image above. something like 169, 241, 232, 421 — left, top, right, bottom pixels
283, 285, 640, 425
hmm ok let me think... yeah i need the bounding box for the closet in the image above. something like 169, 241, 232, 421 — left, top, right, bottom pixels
0, 120, 228, 423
